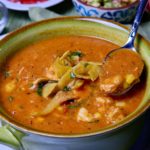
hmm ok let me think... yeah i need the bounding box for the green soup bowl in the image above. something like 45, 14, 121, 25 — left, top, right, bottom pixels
0, 17, 150, 150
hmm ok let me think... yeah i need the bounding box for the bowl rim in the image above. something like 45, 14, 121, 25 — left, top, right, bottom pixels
0, 1, 8, 33
75, 0, 139, 10
0, 16, 150, 139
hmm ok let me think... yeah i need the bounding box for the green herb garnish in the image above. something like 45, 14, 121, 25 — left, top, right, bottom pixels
63, 86, 71, 91
68, 101, 82, 109
37, 83, 44, 96
70, 72, 76, 79
69, 51, 83, 58
68, 104, 80, 109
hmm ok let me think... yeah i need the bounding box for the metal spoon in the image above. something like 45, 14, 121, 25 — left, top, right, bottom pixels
102, 0, 148, 96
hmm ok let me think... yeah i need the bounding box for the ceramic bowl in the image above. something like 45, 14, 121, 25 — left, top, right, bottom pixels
72, 0, 139, 23
0, 17, 150, 150
0, 2, 8, 34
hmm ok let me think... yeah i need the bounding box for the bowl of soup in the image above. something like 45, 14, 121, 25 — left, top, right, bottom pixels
0, 17, 150, 150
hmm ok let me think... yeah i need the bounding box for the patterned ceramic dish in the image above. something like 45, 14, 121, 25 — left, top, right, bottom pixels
72, 0, 139, 23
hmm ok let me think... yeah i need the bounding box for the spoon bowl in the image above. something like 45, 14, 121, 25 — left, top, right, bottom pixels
101, 0, 148, 96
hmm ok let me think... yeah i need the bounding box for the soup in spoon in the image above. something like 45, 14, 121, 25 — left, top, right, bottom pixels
99, 49, 144, 95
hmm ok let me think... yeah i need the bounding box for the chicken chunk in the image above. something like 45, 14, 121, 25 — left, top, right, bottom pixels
77, 107, 101, 122
100, 75, 124, 94
100, 74, 138, 95
77, 107, 93, 122
40, 90, 79, 115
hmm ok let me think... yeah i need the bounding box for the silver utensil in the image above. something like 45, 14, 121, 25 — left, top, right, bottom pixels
103, 0, 148, 96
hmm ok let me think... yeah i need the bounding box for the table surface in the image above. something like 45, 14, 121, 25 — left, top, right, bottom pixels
0, 0, 150, 150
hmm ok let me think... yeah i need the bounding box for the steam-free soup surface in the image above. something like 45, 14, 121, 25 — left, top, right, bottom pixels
0, 36, 145, 134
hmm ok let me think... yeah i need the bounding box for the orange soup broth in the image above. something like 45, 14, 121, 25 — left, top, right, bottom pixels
0, 36, 145, 134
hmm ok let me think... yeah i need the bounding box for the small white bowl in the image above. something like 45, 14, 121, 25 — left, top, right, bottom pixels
72, 0, 139, 23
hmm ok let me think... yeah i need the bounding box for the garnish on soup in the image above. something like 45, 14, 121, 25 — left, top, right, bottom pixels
31, 50, 101, 115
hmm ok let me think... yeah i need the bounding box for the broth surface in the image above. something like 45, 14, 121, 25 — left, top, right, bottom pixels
0, 36, 145, 134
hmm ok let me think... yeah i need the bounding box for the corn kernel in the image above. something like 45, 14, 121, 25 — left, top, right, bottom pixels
36, 117, 44, 123
5, 80, 16, 93
57, 106, 63, 112
115, 101, 126, 107
94, 112, 101, 119
125, 74, 135, 84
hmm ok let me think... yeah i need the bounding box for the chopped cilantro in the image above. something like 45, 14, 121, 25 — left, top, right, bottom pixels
63, 86, 71, 91
37, 83, 44, 96
70, 72, 76, 79
69, 51, 83, 58
68, 103, 80, 109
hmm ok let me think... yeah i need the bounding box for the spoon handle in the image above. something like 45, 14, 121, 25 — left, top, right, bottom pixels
126, 0, 148, 48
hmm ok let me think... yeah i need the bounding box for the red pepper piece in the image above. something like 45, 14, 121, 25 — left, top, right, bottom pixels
19, 0, 38, 4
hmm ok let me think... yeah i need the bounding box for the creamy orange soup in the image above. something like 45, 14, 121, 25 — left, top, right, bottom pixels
0, 36, 145, 134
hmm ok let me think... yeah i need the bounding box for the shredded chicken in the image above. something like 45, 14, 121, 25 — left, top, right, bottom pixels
77, 107, 93, 122
77, 107, 101, 122
100, 75, 124, 94
40, 90, 79, 115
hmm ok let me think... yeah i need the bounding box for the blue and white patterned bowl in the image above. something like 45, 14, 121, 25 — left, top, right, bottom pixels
72, 0, 139, 23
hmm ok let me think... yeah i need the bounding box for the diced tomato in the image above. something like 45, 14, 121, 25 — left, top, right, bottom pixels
19, 0, 38, 4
